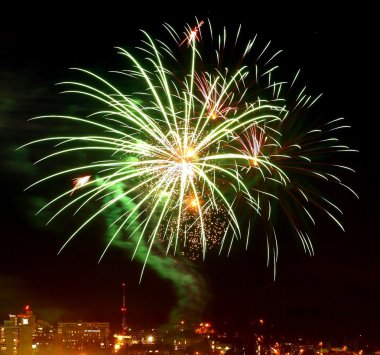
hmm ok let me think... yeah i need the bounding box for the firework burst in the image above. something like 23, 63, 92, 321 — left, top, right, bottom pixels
21, 20, 357, 272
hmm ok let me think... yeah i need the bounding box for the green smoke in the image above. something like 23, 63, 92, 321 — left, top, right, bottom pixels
100, 180, 209, 325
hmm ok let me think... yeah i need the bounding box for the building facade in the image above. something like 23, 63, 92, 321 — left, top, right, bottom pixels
1, 306, 35, 355
56, 321, 110, 350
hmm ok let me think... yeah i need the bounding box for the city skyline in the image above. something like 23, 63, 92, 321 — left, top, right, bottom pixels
5, 303, 364, 354
0, 3, 378, 347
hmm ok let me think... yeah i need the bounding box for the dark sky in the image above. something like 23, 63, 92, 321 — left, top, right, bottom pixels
1, 2, 378, 345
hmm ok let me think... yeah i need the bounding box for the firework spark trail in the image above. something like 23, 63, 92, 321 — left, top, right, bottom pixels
22, 20, 357, 272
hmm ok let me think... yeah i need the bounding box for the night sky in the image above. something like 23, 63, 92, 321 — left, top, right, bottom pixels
1, 3, 378, 345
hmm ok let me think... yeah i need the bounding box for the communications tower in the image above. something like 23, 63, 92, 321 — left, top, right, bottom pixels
121, 283, 127, 335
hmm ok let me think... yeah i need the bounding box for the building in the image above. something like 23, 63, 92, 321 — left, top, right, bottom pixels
32, 320, 54, 352
1, 306, 36, 355
56, 321, 110, 350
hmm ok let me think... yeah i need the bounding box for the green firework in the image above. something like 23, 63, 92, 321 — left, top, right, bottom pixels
21, 20, 357, 273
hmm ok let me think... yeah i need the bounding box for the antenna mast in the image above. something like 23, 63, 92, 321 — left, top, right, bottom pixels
121, 283, 127, 335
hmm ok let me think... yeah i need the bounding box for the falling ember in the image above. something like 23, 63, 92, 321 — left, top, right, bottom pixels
71, 175, 91, 195
187, 197, 201, 211
250, 157, 259, 167
195, 72, 239, 122
231, 125, 265, 170
180, 20, 204, 47
209, 110, 218, 120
